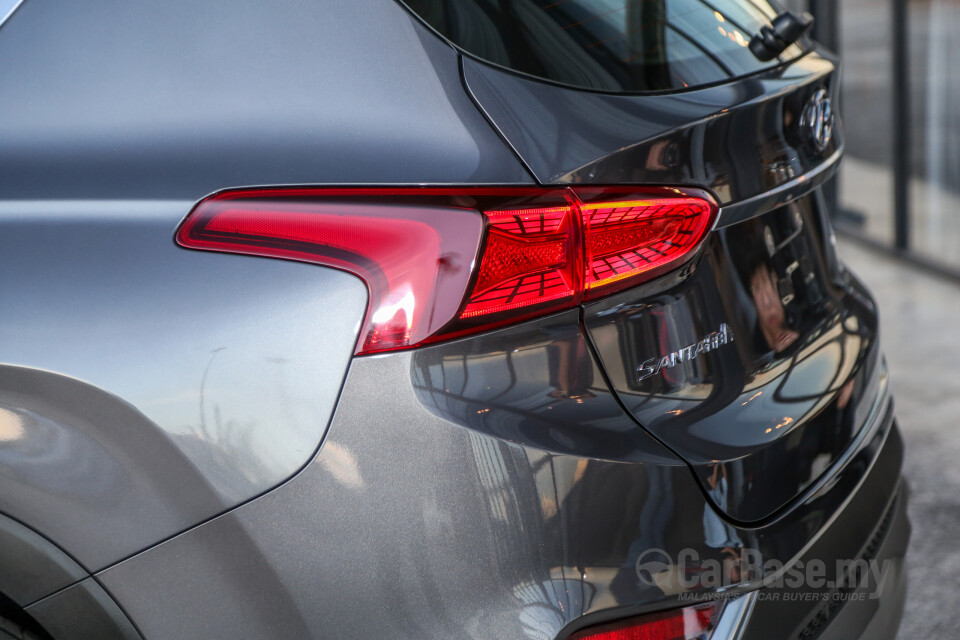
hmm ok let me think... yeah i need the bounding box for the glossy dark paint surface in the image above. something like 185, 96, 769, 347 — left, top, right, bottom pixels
398, 0, 808, 93
739, 476, 908, 640
463, 50, 840, 211
97, 316, 903, 640
584, 195, 882, 522
411, 309, 683, 463
0, 0, 531, 201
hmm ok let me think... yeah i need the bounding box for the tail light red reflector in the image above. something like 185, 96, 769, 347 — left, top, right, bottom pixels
176, 190, 486, 355
569, 602, 721, 640
176, 187, 715, 355
462, 205, 581, 318
576, 191, 716, 299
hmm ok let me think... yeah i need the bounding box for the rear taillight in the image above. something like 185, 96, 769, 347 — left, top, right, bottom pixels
576, 187, 717, 299
569, 602, 722, 640
177, 186, 715, 355
464, 202, 581, 319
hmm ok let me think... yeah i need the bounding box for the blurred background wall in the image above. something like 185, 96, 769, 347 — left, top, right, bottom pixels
802, 0, 960, 275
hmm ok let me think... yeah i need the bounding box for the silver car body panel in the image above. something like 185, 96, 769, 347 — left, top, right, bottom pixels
0, 201, 367, 571
0, 0, 531, 200
96, 312, 902, 640
0, 0, 24, 30
0, 0, 530, 594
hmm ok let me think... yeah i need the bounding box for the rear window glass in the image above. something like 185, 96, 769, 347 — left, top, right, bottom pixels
400, 0, 806, 93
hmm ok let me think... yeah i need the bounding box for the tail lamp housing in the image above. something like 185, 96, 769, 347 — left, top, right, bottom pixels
176, 186, 716, 355
568, 601, 723, 640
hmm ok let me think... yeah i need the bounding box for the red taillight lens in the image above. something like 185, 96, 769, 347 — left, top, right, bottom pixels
176, 189, 486, 355
176, 186, 715, 355
463, 203, 581, 318
574, 188, 716, 300
569, 602, 721, 640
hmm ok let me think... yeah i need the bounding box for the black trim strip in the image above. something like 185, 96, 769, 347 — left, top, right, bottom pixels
716, 146, 843, 229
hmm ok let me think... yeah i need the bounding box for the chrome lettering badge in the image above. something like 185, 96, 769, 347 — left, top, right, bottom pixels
637, 323, 735, 382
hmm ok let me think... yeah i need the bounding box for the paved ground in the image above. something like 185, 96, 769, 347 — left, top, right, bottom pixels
838, 238, 960, 639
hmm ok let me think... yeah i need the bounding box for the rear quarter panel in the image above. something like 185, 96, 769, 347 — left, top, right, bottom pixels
0, 201, 366, 572
0, 0, 530, 587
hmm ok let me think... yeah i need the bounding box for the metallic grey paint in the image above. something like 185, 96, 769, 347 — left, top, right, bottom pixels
0, 0, 531, 201
0, 0, 24, 31
97, 319, 904, 639
0, 201, 366, 571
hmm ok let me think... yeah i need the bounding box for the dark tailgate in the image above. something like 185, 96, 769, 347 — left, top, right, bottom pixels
457, 40, 890, 522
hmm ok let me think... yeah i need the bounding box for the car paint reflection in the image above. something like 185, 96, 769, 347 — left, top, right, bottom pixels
584, 196, 882, 522
412, 310, 678, 464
